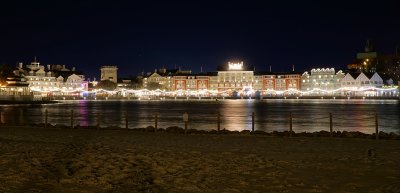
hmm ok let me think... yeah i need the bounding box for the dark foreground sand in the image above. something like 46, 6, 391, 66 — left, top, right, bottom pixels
0, 126, 399, 193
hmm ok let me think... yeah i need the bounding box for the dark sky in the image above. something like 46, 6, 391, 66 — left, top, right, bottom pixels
1, 0, 399, 79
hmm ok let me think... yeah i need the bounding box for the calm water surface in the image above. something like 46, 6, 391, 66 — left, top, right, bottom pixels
1, 99, 399, 134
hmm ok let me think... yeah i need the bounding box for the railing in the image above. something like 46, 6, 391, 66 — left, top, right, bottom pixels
0, 109, 396, 140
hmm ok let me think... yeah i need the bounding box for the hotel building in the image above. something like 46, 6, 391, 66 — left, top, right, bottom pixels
141, 62, 302, 97
301, 68, 345, 96
14, 60, 88, 98
340, 72, 385, 96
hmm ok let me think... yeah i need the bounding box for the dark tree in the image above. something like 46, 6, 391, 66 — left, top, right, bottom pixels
0, 64, 13, 85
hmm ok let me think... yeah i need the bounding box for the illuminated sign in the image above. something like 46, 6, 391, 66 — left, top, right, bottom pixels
228, 61, 243, 70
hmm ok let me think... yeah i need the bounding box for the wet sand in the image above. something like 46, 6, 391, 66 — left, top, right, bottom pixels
0, 126, 399, 193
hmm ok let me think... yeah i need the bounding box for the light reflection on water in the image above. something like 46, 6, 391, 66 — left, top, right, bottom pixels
0, 99, 399, 134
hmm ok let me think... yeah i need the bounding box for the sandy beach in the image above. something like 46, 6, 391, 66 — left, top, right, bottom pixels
0, 126, 399, 193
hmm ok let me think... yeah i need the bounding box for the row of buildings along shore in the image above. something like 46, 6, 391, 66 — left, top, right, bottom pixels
129, 61, 398, 98
1, 40, 399, 100
1, 60, 399, 101
132, 40, 399, 98
0, 59, 88, 101
0, 60, 399, 100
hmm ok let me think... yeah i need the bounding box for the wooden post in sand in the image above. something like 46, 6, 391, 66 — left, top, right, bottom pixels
375, 112, 379, 140
329, 113, 333, 137
45, 108, 48, 129
125, 111, 128, 129
96, 112, 100, 129
154, 113, 158, 132
289, 112, 293, 137
251, 112, 255, 133
217, 112, 220, 132
70, 110, 74, 129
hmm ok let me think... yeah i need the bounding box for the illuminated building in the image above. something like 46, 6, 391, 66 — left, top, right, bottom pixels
173, 74, 210, 96
143, 67, 191, 91
100, 66, 118, 83
301, 68, 345, 96
217, 62, 255, 96
0, 75, 32, 101
15, 59, 88, 98
24, 62, 59, 98
61, 74, 88, 95
132, 61, 303, 97
340, 72, 386, 96
116, 61, 398, 98
138, 62, 303, 97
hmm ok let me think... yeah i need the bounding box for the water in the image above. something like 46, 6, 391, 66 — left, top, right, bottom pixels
1, 99, 399, 134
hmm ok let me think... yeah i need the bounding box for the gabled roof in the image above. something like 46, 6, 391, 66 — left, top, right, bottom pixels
341, 73, 356, 81
145, 72, 161, 78
369, 72, 383, 82
355, 72, 369, 81
348, 72, 360, 79
66, 74, 83, 81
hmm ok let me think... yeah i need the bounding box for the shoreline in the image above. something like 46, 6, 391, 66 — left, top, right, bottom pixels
2, 124, 399, 140
0, 96, 398, 104
0, 100, 59, 105
62, 96, 400, 100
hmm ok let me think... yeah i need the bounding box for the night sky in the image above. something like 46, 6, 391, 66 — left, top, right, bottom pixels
1, 0, 399, 79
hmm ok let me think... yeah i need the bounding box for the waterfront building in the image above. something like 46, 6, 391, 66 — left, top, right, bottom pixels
24, 63, 59, 97
172, 74, 210, 96
216, 62, 255, 96
171, 62, 301, 97
121, 61, 391, 98
252, 74, 263, 92
62, 74, 88, 95
301, 68, 345, 96
0, 74, 32, 101
208, 73, 218, 95
117, 78, 142, 90
16, 60, 88, 98
100, 66, 118, 83
340, 72, 386, 96
255, 72, 301, 96
143, 68, 191, 91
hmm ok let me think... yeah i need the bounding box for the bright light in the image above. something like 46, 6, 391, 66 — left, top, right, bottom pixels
228, 61, 243, 70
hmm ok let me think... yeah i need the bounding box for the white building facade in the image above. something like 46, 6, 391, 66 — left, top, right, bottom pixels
19, 61, 88, 98
301, 68, 345, 96
340, 72, 388, 96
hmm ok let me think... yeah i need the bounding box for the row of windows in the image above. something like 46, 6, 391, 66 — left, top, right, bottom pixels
304, 75, 336, 78
29, 78, 58, 81
342, 81, 383, 85
303, 79, 340, 83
